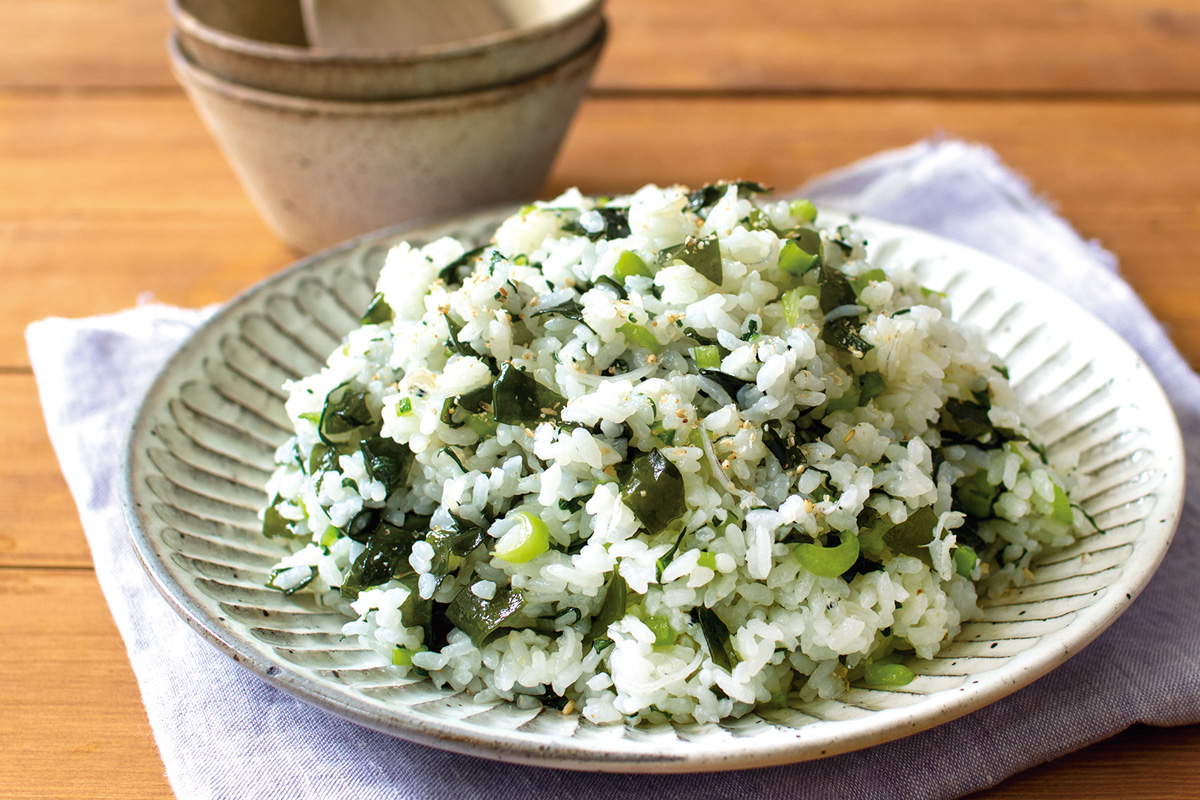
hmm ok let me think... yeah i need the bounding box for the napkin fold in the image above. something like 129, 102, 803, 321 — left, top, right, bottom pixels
28, 140, 1200, 800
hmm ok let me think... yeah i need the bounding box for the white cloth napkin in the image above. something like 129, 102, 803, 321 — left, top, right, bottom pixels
28, 140, 1200, 800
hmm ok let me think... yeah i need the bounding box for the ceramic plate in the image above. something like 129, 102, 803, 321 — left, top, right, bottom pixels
121, 208, 1185, 772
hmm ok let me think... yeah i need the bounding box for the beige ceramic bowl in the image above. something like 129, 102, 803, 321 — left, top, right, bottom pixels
168, 25, 604, 253
170, 0, 605, 100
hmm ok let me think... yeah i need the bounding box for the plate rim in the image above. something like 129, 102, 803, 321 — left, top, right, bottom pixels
119, 207, 1187, 772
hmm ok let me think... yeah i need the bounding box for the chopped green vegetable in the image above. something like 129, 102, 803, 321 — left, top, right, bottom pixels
644, 615, 677, 647
789, 199, 818, 223
361, 292, 394, 325
1051, 484, 1075, 525
954, 545, 978, 578
394, 396, 413, 415
446, 585, 525, 647
491, 362, 566, 424
851, 268, 888, 297
793, 532, 860, 578
778, 238, 819, 276
614, 250, 653, 281
391, 646, 419, 667
621, 449, 686, 534
618, 322, 662, 354
691, 344, 721, 370
863, 662, 915, 688
494, 511, 550, 563
781, 285, 821, 326
697, 551, 718, 570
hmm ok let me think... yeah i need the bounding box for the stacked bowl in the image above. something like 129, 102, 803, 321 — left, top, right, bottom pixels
168, 0, 606, 252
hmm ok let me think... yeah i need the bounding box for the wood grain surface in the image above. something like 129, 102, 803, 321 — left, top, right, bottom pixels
4, 1, 1198, 798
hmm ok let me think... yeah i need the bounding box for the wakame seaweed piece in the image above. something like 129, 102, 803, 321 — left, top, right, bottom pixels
307, 442, 341, 475
942, 398, 996, 442
345, 506, 383, 543
538, 688, 571, 710
818, 264, 858, 314
690, 606, 736, 672
585, 573, 628, 650
491, 362, 566, 424
440, 384, 494, 429
340, 523, 424, 599
360, 292, 394, 325
318, 382, 378, 446
437, 243, 489, 285
593, 274, 628, 300
443, 312, 497, 373
562, 207, 632, 241
426, 515, 486, 577
360, 435, 413, 491
529, 297, 587, 324
662, 234, 723, 285
261, 495, 293, 538
686, 181, 772, 213
621, 448, 687, 534
699, 369, 754, 403
822, 317, 874, 358
446, 585, 526, 647
882, 506, 938, 566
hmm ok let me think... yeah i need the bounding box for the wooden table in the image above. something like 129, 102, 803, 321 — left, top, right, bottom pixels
3, 2, 1199, 797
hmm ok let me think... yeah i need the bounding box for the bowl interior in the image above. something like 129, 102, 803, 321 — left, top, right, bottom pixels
173, 0, 601, 57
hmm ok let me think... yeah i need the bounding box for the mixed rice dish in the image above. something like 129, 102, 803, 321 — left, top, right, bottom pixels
260, 182, 1088, 725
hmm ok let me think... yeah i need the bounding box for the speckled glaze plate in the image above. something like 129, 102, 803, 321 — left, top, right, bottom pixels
120, 207, 1185, 772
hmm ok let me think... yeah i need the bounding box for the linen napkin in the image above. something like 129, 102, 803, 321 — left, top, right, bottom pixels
28, 139, 1200, 800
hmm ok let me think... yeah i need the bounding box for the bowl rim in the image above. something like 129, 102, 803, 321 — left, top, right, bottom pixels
167, 21, 606, 114
169, 0, 604, 66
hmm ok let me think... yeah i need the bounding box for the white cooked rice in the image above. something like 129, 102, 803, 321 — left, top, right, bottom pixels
259, 182, 1086, 724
